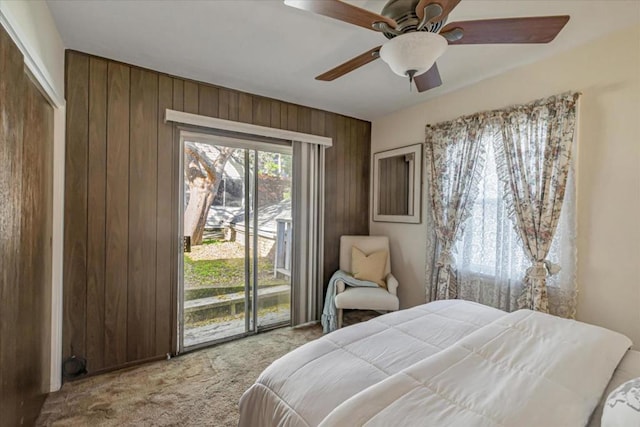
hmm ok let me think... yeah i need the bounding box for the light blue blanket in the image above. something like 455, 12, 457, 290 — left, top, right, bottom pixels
321, 270, 379, 333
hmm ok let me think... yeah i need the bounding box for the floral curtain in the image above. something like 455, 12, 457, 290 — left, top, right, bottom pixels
425, 116, 487, 300
455, 135, 577, 318
493, 93, 579, 312
425, 92, 579, 316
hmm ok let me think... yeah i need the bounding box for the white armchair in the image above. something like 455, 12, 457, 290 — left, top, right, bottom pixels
334, 235, 399, 328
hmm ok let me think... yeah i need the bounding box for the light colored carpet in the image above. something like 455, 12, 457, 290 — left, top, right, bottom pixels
37, 311, 377, 426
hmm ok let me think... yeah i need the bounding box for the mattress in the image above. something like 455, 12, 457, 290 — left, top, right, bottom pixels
318, 309, 631, 427
239, 300, 634, 427
238, 300, 505, 427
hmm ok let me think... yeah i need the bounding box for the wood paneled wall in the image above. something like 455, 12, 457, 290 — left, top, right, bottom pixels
0, 26, 54, 425
63, 50, 371, 374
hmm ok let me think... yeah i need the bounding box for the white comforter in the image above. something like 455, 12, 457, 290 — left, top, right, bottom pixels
238, 300, 505, 427
319, 309, 632, 427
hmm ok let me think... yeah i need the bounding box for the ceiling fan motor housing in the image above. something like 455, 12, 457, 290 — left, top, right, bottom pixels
379, 32, 448, 77
380, 0, 447, 39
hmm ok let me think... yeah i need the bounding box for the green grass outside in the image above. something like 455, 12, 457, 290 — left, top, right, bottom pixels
200, 238, 224, 245
183, 240, 291, 328
183, 240, 287, 293
184, 256, 285, 288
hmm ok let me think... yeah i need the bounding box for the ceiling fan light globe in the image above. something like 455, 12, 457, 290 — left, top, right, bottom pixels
380, 32, 448, 78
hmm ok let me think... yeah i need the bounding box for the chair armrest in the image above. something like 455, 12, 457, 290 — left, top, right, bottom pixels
336, 279, 346, 294
386, 273, 399, 296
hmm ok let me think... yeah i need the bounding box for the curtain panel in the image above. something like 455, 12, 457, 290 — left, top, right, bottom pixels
493, 93, 579, 312
425, 92, 579, 317
291, 141, 325, 326
455, 138, 577, 318
425, 116, 488, 300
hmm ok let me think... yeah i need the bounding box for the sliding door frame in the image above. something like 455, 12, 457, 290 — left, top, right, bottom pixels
174, 128, 293, 354
165, 109, 332, 355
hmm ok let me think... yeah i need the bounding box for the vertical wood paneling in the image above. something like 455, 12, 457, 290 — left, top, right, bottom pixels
183, 81, 198, 114
172, 79, 184, 112
253, 97, 271, 127
127, 68, 159, 361
360, 121, 371, 227
63, 51, 371, 374
349, 120, 358, 232
336, 115, 347, 240
104, 62, 130, 367
0, 26, 25, 424
238, 92, 252, 123
391, 160, 396, 212
198, 85, 219, 118
86, 57, 108, 371
218, 89, 230, 120
287, 105, 298, 131
311, 110, 326, 137
63, 52, 89, 361
322, 113, 337, 286
228, 90, 239, 122
19, 81, 54, 423
297, 106, 311, 134
1, 25, 54, 424
270, 100, 281, 129
356, 121, 365, 227
156, 75, 174, 355
280, 103, 288, 129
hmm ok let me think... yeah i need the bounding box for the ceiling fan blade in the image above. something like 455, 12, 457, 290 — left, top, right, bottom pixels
316, 46, 381, 81
415, 63, 442, 92
284, 0, 397, 32
441, 16, 570, 44
415, 0, 462, 23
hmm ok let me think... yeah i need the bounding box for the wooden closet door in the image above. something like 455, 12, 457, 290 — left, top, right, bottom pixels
0, 24, 54, 425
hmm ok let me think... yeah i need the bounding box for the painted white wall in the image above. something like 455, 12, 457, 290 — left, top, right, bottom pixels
0, 0, 64, 104
371, 24, 640, 348
0, 0, 66, 391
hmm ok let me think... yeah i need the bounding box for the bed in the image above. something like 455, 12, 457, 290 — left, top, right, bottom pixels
238, 300, 637, 427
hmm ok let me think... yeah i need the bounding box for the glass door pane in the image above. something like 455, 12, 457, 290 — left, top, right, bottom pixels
255, 150, 292, 329
179, 136, 292, 350
182, 141, 252, 348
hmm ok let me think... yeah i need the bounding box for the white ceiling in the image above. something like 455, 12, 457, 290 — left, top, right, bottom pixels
47, 0, 640, 121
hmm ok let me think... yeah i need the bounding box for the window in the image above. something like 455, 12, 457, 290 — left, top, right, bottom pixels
454, 135, 577, 316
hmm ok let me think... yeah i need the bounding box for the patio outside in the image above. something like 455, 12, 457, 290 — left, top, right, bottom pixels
182, 142, 292, 347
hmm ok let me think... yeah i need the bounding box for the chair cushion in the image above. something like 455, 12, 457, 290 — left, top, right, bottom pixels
335, 287, 399, 311
352, 246, 388, 288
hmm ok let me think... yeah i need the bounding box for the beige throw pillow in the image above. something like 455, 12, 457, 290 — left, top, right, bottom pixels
351, 246, 388, 289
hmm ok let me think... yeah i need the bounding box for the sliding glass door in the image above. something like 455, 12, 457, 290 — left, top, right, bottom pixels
179, 132, 292, 351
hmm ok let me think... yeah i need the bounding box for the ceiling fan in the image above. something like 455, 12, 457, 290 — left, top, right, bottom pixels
284, 0, 570, 92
